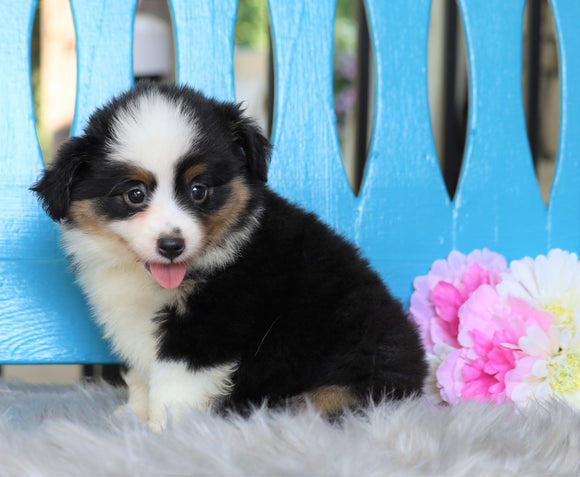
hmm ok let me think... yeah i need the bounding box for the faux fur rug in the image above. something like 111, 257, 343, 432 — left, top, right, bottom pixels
0, 379, 579, 475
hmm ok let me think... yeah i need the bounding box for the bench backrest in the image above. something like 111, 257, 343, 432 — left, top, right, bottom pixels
1, 0, 579, 364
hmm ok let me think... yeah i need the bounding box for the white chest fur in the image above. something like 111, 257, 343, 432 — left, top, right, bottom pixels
61, 225, 236, 429
61, 226, 173, 379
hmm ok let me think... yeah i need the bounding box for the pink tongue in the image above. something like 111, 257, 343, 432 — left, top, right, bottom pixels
148, 262, 187, 289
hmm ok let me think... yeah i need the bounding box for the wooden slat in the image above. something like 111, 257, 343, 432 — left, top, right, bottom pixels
0, 0, 54, 260
0, 0, 115, 363
355, 0, 449, 302
267, 0, 356, 232
453, 0, 545, 258
70, 0, 137, 134
548, 0, 580, 252
170, 0, 237, 101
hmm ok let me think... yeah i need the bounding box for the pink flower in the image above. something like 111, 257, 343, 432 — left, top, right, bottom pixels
415, 248, 580, 407
436, 348, 467, 403
436, 285, 552, 404
410, 250, 508, 353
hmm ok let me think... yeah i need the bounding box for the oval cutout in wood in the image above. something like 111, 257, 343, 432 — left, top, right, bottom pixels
333, 0, 375, 196
33, 0, 77, 165
134, 0, 175, 84
522, 0, 560, 205
427, 0, 469, 201
234, 0, 274, 139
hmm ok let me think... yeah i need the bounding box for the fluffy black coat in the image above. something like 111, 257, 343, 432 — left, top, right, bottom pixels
32, 82, 427, 416
157, 188, 427, 410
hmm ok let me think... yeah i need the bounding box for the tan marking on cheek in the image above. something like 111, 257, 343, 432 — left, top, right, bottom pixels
184, 164, 207, 185
68, 200, 131, 250
68, 200, 109, 235
201, 177, 250, 247
303, 385, 358, 416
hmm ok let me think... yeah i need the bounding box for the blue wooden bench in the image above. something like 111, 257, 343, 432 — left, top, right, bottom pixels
1, 0, 578, 365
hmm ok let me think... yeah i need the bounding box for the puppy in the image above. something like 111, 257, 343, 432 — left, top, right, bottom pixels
32, 83, 426, 429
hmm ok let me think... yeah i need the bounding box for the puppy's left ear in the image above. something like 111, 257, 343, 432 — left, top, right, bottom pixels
220, 102, 271, 183
30, 136, 88, 222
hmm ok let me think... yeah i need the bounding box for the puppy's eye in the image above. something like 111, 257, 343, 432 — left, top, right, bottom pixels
190, 183, 208, 203
123, 184, 147, 206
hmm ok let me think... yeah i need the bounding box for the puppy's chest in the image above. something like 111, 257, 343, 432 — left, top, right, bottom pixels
79, 262, 179, 370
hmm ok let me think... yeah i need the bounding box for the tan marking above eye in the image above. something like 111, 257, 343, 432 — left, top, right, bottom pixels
128, 168, 156, 190
184, 163, 207, 185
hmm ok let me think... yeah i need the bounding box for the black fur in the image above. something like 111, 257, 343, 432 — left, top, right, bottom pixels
157, 189, 427, 410
31, 137, 91, 221
31, 82, 427, 414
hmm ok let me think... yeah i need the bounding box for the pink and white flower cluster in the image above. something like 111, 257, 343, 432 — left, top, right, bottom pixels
410, 249, 580, 408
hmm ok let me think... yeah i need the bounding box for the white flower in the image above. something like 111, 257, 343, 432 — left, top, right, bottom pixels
506, 324, 580, 408
497, 249, 580, 329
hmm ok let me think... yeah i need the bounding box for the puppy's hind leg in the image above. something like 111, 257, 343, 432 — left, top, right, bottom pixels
302, 385, 359, 418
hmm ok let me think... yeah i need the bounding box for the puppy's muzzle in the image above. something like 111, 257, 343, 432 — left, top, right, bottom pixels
157, 237, 185, 260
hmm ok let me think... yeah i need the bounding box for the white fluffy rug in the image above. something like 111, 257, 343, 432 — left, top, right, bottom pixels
0, 379, 579, 475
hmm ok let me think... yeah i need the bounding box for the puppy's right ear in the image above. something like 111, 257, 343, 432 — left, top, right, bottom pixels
30, 137, 88, 222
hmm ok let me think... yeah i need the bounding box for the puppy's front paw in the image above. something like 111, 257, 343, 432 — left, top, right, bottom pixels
113, 403, 132, 420
148, 410, 167, 433
147, 359, 234, 431
123, 367, 150, 421
148, 399, 210, 432
114, 401, 149, 422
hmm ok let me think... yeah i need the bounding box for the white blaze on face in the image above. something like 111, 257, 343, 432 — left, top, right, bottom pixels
106, 91, 204, 288
109, 92, 198, 171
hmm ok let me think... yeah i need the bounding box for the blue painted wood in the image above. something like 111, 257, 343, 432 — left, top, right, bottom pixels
453, 0, 545, 257
357, 0, 449, 301
355, 0, 574, 302
0, 0, 578, 363
0, 0, 116, 363
70, 0, 137, 134
267, 0, 356, 233
548, 0, 580, 252
169, 0, 237, 101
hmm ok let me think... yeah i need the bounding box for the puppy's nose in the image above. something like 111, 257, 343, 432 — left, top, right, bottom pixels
157, 237, 185, 260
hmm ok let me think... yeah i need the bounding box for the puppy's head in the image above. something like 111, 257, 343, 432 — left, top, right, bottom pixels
31, 83, 271, 288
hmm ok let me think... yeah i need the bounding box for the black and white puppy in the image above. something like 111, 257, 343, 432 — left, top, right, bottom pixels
32, 83, 426, 429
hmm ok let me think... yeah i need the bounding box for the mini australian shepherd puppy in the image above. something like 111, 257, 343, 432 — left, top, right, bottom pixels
32, 82, 426, 429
